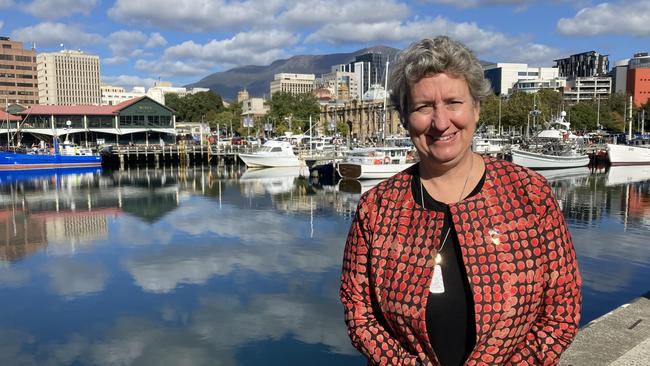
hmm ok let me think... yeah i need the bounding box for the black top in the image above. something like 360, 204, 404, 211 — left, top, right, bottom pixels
411, 168, 485, 366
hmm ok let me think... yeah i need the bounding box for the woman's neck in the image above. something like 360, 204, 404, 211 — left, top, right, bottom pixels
419, 152, 478, 204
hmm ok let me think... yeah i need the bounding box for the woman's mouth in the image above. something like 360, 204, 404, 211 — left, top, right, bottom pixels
431, 131, 458, 142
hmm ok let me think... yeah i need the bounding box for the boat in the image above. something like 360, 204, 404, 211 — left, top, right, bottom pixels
0, 140, 102, 170
238, 140, 301, 168
606, 165, 650, 186
472, 135, 510, 155
511, 147, 589, 169
0, 166, 101, 184
239, 166, 308, 195
337, 146, 416, 180
606, 143, 650, 166
537, 167, 590, 182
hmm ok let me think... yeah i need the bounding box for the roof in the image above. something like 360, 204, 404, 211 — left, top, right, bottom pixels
0, 109, 22, 121
17, 96, 153, 116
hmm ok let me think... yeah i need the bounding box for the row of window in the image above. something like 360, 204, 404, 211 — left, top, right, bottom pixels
0, 73, 35, 79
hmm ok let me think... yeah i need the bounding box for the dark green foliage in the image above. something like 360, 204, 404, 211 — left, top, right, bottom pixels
164, 91, 224, 122
267, 92, 321, 135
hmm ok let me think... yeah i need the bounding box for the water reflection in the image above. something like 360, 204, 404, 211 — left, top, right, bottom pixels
0, 165, 649, 364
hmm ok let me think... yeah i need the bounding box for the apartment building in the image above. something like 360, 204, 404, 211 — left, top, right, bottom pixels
554, 51, 609, 79
0, 36, 38, 106
37, 50, 101, 105
483, 63, 560, 95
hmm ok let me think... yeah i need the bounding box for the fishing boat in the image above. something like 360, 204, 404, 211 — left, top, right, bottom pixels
238, 140, 301, 168
239, 166, 309, 195
0, 140, 102, 170
606, 143, 650, 166
511, 147, 589, 169
337, 146, 416, 180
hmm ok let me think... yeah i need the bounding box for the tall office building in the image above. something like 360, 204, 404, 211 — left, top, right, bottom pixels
0, 36, 38, 106
37, 50, 101, 105
355, 53, 388, 97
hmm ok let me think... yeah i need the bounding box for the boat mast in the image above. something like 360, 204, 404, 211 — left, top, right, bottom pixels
382, 60, 389, 143
628, 95, 633, 141
5, 97, 8, 148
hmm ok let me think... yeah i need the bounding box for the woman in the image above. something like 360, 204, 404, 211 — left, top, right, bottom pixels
340, 36, 581, 366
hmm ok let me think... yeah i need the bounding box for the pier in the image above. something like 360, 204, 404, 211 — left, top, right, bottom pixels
560, 291, 650, 365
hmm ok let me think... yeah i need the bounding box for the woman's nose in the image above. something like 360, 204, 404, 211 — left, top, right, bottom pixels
431, 107, 451, 130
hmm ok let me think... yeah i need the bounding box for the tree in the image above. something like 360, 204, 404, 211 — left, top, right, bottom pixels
268, 92, 321, 134
164, 91, 224, 122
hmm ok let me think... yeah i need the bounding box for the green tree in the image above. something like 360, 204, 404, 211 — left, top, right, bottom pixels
268, 92, 321, 134
164, 91, 224, 122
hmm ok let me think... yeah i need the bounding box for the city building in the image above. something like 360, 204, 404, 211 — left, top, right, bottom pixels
269, 73, 315, 96
625, 52, 650, 106
611, 58, 630, 94
37, 50, 101, 105
237, 89, 250, 103
146, 81, 209, 105
320, 99, 401, 143
333, 53, 389, 101
561, 76, 612, 104
241, 96, 270, 120
554, 51, 609, 78
483, 63, 560, 95
101, 85, 146, 106
318, 68, 357, 102
0, 36, 38, 106
511, 77, 567, 94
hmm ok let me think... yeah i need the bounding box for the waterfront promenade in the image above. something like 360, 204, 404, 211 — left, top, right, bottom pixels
560, 291, 650, 365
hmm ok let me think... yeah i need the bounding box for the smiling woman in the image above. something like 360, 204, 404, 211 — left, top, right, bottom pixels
340, 36, 582, 366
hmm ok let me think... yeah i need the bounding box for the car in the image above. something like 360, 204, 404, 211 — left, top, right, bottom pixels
231, 136, 244, 145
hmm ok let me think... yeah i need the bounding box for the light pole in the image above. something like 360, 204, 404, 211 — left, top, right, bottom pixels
66, 120, 71, 142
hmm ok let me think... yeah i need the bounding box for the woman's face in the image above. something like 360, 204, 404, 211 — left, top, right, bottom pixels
407, 73, 480, 168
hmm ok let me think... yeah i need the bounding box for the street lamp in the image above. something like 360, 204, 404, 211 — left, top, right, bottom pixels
65, 120, 71, 143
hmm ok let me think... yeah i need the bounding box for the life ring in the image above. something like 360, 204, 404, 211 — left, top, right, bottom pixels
383, 156, 390, 164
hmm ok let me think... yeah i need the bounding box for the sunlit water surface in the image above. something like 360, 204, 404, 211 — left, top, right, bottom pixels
0, 164, 648, 365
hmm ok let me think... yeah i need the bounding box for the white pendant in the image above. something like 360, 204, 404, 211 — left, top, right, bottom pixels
429, 264, 445, 294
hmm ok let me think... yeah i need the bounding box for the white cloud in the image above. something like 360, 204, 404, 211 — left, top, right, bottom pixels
0, 0, 14, 8
24, 0, 98, 20
46, 259, 109, 299
101, 75, 159, 89
306, 16, 559, 66
103, 31, 167, 65
144, 32, 167, 48
0, 21, 4, 30
557, 2, 650, 36
108, 0, 283, 32
423, 0, 535, 8
278, 0, 408, 27
0, 265, 31, 287
10, 22, 103, 48
135, 30, 298, 77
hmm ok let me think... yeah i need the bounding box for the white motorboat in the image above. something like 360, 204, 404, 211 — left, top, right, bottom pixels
472, 135, 509, 155
607, 143, 650, 166
511, 147, 589, 169
239, 166, 309, 195
337, 146, 416, 180
238, 140, 301, 168
606, 165, 650, 186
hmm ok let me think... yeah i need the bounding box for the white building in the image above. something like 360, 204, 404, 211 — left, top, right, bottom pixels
37, 50, 101, 105
101, 85, 147, 105
483, 63, 560, 96
269, 73, 315, 96
562, 76, 612, 104
145, 81, 209, 105
511, 77, 567, 94
241, 97, 269, 118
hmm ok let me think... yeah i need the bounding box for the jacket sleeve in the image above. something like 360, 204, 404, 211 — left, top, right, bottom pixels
506, 181, 582, 366
340, 196, 422, 366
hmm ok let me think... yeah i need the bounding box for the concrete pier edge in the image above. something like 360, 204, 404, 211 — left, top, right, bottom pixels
559, 291, 650, 365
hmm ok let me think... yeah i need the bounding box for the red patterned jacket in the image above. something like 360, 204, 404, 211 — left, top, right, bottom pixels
340, 156, 581, 366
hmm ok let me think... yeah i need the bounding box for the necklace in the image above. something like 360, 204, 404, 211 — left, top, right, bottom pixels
421, 154, 474, 294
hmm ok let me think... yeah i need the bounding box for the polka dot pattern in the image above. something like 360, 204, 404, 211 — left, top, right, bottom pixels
340, 156, 582, 365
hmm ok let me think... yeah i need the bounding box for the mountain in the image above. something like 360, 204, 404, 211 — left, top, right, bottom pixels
186, 45, 401, 101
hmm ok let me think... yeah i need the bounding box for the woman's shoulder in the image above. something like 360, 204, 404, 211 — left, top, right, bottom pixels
483, 155, 549, 189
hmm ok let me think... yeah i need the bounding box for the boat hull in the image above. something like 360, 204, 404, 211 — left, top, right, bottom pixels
607, 144, 650, 166
238, 153, 300, 168
337, 162, 415, 180
0, 152, 102, 170
510, 149, 589, 169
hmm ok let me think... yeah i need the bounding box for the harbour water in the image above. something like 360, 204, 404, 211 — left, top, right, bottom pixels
0, 164, 648, 365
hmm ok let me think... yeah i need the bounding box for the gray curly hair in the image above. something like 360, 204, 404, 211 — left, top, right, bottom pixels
389, 36, 492, 128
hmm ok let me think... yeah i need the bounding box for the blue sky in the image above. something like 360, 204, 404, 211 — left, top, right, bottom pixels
1, 0, 649, 90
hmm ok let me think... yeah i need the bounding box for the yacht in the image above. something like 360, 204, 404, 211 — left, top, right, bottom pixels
238, 140, 301, 168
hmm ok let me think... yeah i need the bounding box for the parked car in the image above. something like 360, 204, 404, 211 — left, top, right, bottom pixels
231, 136, 244, 145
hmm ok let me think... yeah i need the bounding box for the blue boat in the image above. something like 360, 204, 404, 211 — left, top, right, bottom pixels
0, 140, 102, 170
